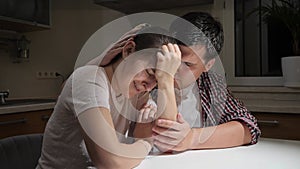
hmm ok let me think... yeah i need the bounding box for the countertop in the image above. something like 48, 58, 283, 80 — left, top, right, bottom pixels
135, 138, 300, 169
1, 86, 300, 115
0, 100, 56, 115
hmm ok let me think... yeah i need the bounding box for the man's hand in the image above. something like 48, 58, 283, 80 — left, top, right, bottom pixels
152, 113, 193, 152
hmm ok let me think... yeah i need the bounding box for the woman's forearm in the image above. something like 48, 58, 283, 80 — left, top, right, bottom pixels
83, 131, 148, 169
157, 76, 178, 121
155, 44, 181, 121
79, 108, 151, 168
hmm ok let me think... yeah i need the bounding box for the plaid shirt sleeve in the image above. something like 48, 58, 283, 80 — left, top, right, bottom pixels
198, 72, 261, 144
220, 89, 261, 144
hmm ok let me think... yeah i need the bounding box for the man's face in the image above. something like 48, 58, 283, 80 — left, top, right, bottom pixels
174, 44, 208, 89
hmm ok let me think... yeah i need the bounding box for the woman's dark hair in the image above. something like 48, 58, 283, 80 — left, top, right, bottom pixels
134, 26, 177, 51
108, 27, 176, 65
170, 12, 224, 62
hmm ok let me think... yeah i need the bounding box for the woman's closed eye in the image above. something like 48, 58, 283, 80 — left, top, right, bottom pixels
184, 62, 193, 67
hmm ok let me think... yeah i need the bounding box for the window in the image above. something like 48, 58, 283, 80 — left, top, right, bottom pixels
222, 0, 293, 86
234, 0, 293, 77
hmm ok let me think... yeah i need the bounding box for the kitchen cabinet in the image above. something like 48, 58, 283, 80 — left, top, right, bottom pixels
0, 0, 51, 32
0, 109, 52, 139
252, 112, 300, 140
94, 0, 213, 14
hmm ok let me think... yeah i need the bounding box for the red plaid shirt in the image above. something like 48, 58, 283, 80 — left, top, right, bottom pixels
198, 71, 261, 144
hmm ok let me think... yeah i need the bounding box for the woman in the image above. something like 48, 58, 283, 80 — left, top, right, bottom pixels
36, 27, 181, 169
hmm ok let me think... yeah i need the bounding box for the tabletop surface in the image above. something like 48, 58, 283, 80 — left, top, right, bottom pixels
135, 138, 300, 169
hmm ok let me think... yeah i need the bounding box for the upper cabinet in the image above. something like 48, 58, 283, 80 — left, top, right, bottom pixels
0, 0, 51, 32
94, 0, 214, 14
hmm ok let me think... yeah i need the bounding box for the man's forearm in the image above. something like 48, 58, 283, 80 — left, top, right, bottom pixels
189, 121, 252, 149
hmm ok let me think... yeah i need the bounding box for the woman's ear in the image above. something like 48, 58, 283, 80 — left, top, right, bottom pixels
122, 40, 136, 59
205, 58, 215, 71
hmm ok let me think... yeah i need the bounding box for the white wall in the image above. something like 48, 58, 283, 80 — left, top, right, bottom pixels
0, 0, 123, 99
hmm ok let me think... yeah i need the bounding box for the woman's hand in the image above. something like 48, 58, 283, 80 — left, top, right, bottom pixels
137, 99, 157, 123
152, 113, 192, 152
155, 43, 181, 81
155, 43, 181, 121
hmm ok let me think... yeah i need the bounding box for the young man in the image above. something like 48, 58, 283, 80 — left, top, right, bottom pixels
151, 12, 261, 152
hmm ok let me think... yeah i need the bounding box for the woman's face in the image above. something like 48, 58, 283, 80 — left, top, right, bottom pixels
128, 68, 156, 98
113, 49, 157, 99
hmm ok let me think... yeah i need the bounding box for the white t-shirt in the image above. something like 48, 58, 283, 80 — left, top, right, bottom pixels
152, 82, 202, 128
37, 65, 138, 169
176, 82, 202, 128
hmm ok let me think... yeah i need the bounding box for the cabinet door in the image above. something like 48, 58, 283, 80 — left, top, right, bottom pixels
252, 112, 300, 140
0, 0, 50, 32
0, 109, 52, 139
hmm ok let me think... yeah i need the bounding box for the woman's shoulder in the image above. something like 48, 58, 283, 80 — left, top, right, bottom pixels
67, 65, 110, 90
74, 65, 105, 73
72, 65, 107, 79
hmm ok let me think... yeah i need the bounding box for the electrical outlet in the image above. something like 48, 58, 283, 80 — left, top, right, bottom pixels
36, 71, 58, 79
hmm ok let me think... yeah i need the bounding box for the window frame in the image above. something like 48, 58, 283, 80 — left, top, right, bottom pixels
221, 0, 283, 86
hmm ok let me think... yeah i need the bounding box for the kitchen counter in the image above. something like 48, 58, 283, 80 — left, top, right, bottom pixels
0, 100, 55, 139
135, 138, 300, 169
0, 99, 56, 115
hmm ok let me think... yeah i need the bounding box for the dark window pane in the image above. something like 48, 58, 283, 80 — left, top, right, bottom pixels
234, 0, 294, 77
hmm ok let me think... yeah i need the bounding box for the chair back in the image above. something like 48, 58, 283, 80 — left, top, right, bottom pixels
0, 134, 43, 169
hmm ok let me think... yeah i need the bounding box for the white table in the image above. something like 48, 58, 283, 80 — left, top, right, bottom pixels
135, 138, 300, 169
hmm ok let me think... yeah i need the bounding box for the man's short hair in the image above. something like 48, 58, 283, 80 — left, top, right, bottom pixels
170, 12, 224, 61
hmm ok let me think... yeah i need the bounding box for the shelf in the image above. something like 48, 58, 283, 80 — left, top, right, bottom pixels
0, 16, 50, 33
0, 0, 51, 33
94, 0, 213, 14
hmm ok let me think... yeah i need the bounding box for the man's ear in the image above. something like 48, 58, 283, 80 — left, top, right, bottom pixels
205, 58, 215, 71
122, 40, 136, 59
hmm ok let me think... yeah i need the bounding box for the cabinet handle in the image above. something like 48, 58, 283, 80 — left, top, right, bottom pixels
0, 118, 27, 125
258, 120, 279, 126
41, 115, 50, 121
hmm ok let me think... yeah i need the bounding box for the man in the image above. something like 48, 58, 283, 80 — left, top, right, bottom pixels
151, 12, 261, 152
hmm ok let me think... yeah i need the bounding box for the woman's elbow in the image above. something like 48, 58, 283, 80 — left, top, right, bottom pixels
93, 158, 122, 169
